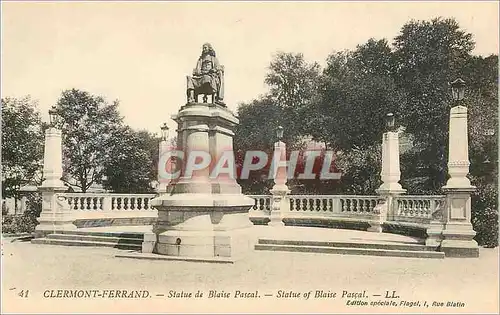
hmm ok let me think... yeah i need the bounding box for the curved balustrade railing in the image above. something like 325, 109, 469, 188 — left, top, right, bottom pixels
288, 195, 379, 216
391, 195, 446, 223
64, 193, 156, 212
60, 193, 446, 231
249, 195, 272, 213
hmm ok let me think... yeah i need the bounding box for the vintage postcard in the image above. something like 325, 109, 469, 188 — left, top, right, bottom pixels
1, 1, 499, 314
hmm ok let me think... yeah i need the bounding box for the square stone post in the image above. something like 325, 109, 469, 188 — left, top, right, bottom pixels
371, 129, 406, 232
269, 140, 290, 227
440, 105, 479, 257
157, 139, 171, 194
35, 127, 76, 237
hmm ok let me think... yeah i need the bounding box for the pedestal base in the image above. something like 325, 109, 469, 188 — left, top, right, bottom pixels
148, 193, 254, 260
34, 220, 77, 238
440, 226, 479, 258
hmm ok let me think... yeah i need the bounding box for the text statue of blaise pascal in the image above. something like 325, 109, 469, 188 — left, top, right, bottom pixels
186, 43, 225, 106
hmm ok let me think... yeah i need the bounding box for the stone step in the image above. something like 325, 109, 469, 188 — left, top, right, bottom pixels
254, 244, 445, 259
52, 230, 144, 239
31, 238, 141, 250
258, 238, 433, 252
46, 233, 143, 245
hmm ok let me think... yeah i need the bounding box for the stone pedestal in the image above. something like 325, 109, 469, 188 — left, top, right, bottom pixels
147, 103, 254, 260
35, 127, 76, 237
372, 130, 406, 232
268, 140, 290, 227
157, 139, 171, 195
440, 106, 479, 257
440, 187, 478, 257
376, 131, 406, 195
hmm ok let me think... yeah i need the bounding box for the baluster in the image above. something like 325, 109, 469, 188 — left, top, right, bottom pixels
145, 198, 150, 210
289, 198, 295, 211
96, 197, 102, 210
362, 199, 367, 212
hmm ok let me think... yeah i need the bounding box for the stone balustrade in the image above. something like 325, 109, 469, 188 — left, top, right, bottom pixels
250, 195, 272, 212
57, 192, 446, 233
390, 195, 446, 224
288, 195, 379, 215
64, 193, 156, 212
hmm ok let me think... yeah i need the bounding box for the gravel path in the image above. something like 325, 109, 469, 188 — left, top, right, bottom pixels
2, 236, 498, 313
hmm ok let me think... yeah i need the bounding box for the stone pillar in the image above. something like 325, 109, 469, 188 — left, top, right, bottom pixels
157, 139, 171, 194
372, 130, 406, 232
377, 131, 406, 195
440, 106, 479, 257
149, 103, 254, 261
35, 127, 76, 237
269, 140, 290, 227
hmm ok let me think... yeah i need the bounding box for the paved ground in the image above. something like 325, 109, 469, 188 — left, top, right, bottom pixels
1, 231, 498, 314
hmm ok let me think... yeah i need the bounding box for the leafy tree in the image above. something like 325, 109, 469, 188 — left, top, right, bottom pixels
54, 89, 124, 192
265, 52, 322, 140
1, 97, 44, 198
102, 127, 158, 193
313, 39, 405, 151
393, 17, 476, 190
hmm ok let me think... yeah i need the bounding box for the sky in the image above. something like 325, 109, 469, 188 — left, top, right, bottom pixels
2, 1, 499, 135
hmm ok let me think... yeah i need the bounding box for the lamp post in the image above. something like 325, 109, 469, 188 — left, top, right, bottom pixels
386, 113, 395, 132
440, 77, 479, 257
450, 78, 466, 103
35, 106, 76, 237
48, 106, 58, 126
276, 125, 284, 141
372, 112, 405, 233
157, 122, 171, 194
160, 122, 170, 141
269, 125, 290, 227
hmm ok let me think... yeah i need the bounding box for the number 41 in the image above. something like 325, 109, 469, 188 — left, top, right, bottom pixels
18, 290, 29, 298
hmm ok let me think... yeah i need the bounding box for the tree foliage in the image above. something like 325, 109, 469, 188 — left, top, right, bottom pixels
235, 17, 498, 246
102, 127, 158, 193
1, 97, 45, 198
55, 89, 124, 192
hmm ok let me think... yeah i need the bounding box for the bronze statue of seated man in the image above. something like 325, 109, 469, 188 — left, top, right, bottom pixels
186, 43, 225, 106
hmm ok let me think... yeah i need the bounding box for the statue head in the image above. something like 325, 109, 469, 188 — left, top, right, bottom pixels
201, 43, 216, 57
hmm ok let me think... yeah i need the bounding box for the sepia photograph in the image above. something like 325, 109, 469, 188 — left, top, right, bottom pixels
1, 1, 499, 314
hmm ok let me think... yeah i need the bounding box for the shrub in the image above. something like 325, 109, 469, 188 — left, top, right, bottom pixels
1, 193, 41, 235
471, 181, 498, 248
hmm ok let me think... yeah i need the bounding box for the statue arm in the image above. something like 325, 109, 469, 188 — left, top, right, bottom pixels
193, 59, 202, 76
